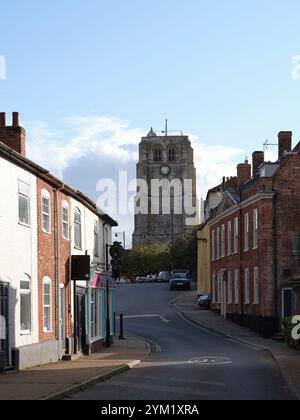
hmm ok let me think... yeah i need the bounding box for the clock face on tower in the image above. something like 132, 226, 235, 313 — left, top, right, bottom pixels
160, 165, 171, 176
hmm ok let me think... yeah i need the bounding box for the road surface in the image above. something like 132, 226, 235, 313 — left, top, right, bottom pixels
71, 283, 293, 400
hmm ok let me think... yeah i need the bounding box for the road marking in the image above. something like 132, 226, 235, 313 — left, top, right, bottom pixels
122, 314, 170, 324
189, 357, 232, 366
160, 316, 170, 324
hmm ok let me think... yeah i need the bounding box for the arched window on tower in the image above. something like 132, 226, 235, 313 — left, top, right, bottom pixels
168, 147, 176, 162
154, 147, 162, 162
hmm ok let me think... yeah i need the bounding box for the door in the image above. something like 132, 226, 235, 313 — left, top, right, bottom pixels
0, 282, 9, 369
76, 289, 87, 355
282, 288, 293, 319
220, 271, 227, 319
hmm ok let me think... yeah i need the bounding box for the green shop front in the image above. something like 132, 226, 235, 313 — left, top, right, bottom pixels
87, 271, 116, 353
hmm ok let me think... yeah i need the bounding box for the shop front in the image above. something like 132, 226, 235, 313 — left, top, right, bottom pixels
88, 271, 115, 353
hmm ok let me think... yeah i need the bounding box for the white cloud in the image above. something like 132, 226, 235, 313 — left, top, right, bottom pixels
26, 116, 246, 244
26, 116, 145, 178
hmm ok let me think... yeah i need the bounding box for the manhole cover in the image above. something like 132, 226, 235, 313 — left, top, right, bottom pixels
189, 357, 232, 366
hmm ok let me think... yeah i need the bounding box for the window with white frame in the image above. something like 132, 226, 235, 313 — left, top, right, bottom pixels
212, 273, 216, 303
217, 227, 221, 259
234, 269, 239, 304
221, 224, 225, 258
74, 207, 82, 249
90, 289, 97, 338
227, 221, 232, 256
20, 274, 31, 332
18, 181, 30, 225
211, 230, 216, 261
234, 217, 239, 253
253, 209, 258, 249
62, 201, 69, 240
62, 203, 69, 239
253, 267, 259, 304
217, 272, 221, 304
244, 268, 250, 304
228, 271, 233, 304
43, 277, 52, 332
90, 289, 102, 338
244, 213, 249, 252
42, 189, 51, 233
94, 222, 99, 257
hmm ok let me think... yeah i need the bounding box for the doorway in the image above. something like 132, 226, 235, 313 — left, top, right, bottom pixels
282, 288, 293, 319
76, 287, 87, 355
0, 282, 9, 370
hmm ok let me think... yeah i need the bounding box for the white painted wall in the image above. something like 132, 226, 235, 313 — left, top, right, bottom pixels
0, 156, 38, 353
70, 198, 112, 284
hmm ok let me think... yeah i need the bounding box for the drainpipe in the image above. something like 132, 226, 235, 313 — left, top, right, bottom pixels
54, 185, 65, 345
272, 190, 279, 331
239, 207, 244, 326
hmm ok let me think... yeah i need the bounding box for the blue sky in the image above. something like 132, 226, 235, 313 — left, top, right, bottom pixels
1, 0, 300, 244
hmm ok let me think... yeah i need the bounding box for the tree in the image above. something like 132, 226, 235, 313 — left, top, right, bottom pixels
121, 244, 171, 277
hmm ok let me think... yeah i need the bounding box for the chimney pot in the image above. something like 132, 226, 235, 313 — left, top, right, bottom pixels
12, 112, 19, 127
0, 112, 6, 127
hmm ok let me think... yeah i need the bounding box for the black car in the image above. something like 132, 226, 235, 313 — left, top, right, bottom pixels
170, 273, 191, 291
197, 294, 212, 309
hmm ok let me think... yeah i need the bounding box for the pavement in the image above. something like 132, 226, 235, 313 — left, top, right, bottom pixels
175, 290, 300, 400
0, 335, 150, 400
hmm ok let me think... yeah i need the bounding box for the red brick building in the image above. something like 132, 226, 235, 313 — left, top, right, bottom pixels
208, 132, 300, 337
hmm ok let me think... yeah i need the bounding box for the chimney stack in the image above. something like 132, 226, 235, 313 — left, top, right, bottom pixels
0, 112, 6, 127
237, 159, 251, 187
12, 112, 19, 127
0, 112, 26, 157
278, 131, 292, 159
252, 151, 264, 176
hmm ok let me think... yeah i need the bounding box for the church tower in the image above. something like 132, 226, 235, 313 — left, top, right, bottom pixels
133, 124, 198, 247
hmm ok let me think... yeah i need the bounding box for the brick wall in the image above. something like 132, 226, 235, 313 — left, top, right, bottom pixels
37, 179, 71, 342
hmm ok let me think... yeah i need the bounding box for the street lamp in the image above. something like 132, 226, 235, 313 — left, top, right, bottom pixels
115, 231, 126, 250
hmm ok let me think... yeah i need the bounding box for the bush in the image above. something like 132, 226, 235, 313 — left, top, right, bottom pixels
282, 317, 300, 350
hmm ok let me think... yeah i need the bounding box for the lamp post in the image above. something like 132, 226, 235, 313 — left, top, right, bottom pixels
115, 231, 126, 250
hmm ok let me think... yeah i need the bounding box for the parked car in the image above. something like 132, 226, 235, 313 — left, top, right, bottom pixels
172, 269, 191, 277
197, 294, 212, 309
152, 274, 159, 282
170, 273, 191, 290
119, 277, 132, 284
159, 271, 171, 282
135, 276, 148, 283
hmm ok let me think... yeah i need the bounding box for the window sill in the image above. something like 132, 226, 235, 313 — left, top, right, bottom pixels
18, 222, 31, 229
42, 230, 52, 235
20, 331, 31, 336
74, 246, 83, 251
